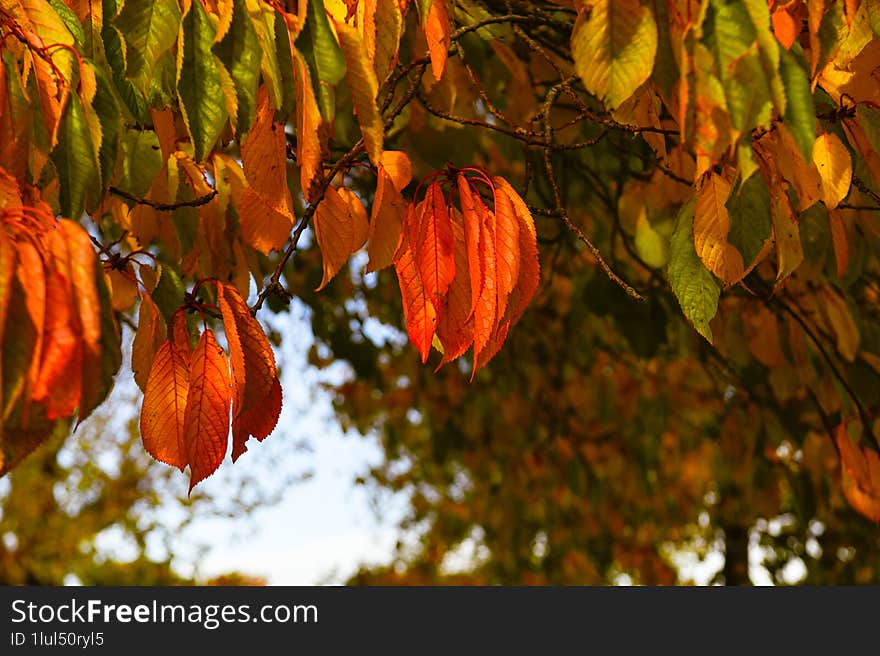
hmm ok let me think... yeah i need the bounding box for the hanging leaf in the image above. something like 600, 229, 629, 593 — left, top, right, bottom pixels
334, 20, 384, 165
132, 295, 166, 392
812, 132, 853, 209
668, 198, 721, 342
836, 423, 880, 522
367, 166, 406, 272
183, 328, 231, 490
424, 0, 451, 81
177, 0, 228, 161
394, 228, 437, 363
239, 87, 295, 254
314, 186, 356, 290
693, 172, 745, 285
140, 333, 189, 470
114, 0, 181, 96
571, 0, 658, 110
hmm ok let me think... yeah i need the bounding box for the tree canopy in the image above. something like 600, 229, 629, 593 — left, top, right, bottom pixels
1, 0, 880, 584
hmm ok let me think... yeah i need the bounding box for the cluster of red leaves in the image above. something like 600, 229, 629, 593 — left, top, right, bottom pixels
0, 192, 119, 474
393, 170, 540, 375
139, 282, 281, 490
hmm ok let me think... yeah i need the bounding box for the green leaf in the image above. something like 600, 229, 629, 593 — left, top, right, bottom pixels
177, 0, 228, 162
53, 92, 100, 220
113, 0, 181, 97
101, 0, 146, 121
118, 128, 163, 198
273, 7, 296, 123
47, 0, 85, 48
151, 264, 186, 325
92, 65, 122, 192
571, 0, 658, 110
779, 48, 815, 158
727, 172, 772, 268
668, 199, 721, 342
296, 0, 347, 120
214, 0, 261, 134
868, 0, 880, 38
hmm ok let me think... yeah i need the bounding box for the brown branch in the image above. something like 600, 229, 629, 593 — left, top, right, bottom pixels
852, 175, 880, 207
109, 186, 217, 211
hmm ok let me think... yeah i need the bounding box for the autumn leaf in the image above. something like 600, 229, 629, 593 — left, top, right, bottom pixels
314, 186, 356, 290
239, 87, 295, 254
812, 132, 853, 209
423, 0, 451, 81
693, 172, 745, 285
183, 329, 232, 490
367, 166, 407, 272
394, 235, 437, 363
415, 181, 455, 303
334, 20, 384, 165
571, 0, 658, 111
217, 282, 280, 461
836, 423, 880, 522
140, 335, 190, 470
132, 295, 167, 392
436, 210, 473, 365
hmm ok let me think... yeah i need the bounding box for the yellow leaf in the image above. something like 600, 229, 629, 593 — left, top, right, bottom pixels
337, 187, 369, 253
334, 20, 384, 165
571, 0, 658, 110
693, 172, 744, 285
812, 132, 853, 209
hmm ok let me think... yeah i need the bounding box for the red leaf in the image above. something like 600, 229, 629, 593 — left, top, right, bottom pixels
394, 237, 437, 363
472, 195, 497, 369
494, 177, 540, 325
457, 174, 483, 319
437, 209, 474, 365
184, 329, 232, 490
416, 181, 455, 302
492, 182, 521, 319
140, 338, 190, 470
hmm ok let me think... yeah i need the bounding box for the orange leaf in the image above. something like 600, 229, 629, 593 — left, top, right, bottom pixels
106, 265, 138, 311
232, 375, 281, 461
0, 229, 15, 427
829, 209, 849, 278
366, 167, 406, 272
31, 230, 82, 420
59, 220, 105, 422
184, 329, 232, 490
472, 195, 497, 368
491, 181, 521, 318
132, 295, 167, 392
217, 282, 279, 460
416, 181, 455, 302
239, 88, 295, 253
836, 423, 880, 522
294, 55, 324, 203
338, 187, 370, 253
493, 177, 540, 326
4, 239, 45, 422
424, 0, 451, 81
457, 175, 483, 319
436, 209, 473, 365
380, 150, 412, 191
140, 337, 190, 470
314, 186, 356, 290
771, 5, 800, 50
394, 237, 437, 363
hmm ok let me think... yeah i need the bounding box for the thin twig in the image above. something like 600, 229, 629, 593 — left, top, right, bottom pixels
109, 186, 217, 211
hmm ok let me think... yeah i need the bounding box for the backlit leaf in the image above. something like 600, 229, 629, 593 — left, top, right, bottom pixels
572, 0, 658, 110
177, 0, 228, 161
812, 132, 853, 209
366, 166, 406, 272
140, 336, 189, 470
132, 295, 166, 392
395, 236, 437, 364
335, 20, 384, 165
184, 329, 231, 490
424, 0, 451, 81
668, 198, 721, 342
693, 172, 745, 285
314, 186, 355, 290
